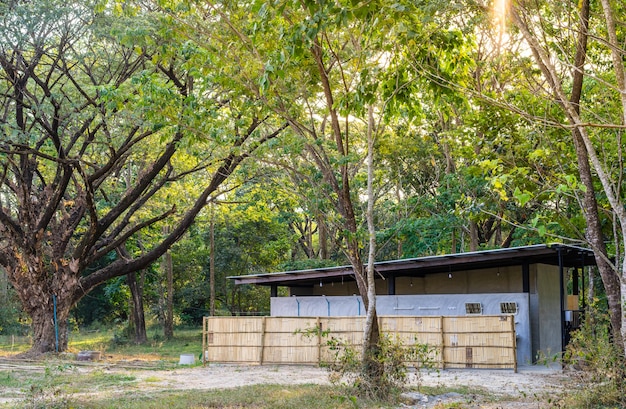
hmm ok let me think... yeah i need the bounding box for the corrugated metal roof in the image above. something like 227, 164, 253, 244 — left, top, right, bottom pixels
229, 243, 597, 287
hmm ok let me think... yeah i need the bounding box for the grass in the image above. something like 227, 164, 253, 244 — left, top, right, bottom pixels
6, 384, 398, 409
0, 327, 547, 409
0, 363, 138, 406
0, 380, 491, 409
0, 355, 410, 409
0, 327, 203, 363
0, 335, 30, 355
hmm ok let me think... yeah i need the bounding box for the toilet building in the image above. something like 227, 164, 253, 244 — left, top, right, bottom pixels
230, 244, 596, 365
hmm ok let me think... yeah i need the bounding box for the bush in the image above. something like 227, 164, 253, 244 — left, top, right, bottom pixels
560, 305, 626, 408
324, 333, 438, 401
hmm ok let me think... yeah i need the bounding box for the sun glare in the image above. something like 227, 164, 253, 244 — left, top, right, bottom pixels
493, 0, 508, 35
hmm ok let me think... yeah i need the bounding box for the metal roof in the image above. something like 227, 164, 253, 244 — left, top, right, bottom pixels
229, 244, 597, 287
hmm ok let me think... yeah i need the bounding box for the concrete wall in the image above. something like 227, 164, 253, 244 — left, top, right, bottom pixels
283, 263, 563, 365
289, 266, 523, 297
271, 293, 532, 365
531, 264, 562, 360
395, 266, 523, 294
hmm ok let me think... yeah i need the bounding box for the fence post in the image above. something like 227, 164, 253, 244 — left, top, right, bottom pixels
202, 317, 207, 366
259, 316, 267, 365
510, 315, 517, 373
317, 317, 322, 365
439, 316, 445, 370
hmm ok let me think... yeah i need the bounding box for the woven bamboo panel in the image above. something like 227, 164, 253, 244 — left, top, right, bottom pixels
264, 331, 317, 347
321, 316, 366, 332
381, 316, 442, 333
443, 315, 512, 333
207, 317, 264, 333
207, 332, 262, 347
202, 315, 516, 369
263, 345, 319, 364
444, 346, 515, 369
265, 317, 318, 333
205, 344, 260, 363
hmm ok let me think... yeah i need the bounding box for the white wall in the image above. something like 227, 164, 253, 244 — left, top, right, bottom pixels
271, 293, 532, 365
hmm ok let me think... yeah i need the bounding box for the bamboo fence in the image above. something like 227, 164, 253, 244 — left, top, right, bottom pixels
202, 315, 517, 371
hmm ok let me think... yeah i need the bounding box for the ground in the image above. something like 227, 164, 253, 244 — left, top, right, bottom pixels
130, 364, 568, 408
0, 356, 569, 408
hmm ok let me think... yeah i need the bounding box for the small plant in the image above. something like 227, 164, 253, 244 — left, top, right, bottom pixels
295, 325, 438, 402
22, 384, 71, 409
21, 363, 76, 409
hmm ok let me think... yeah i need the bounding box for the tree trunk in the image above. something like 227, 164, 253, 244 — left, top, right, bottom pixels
163, 249, 174, 339
566, 0, 622, 347
511, 2, 625, 351
27, 292, 71, 354
598, 0, 626, 359
572, 127, 622, 345
209, 208, 216, 317
469, 221, 479, 251
31, 306, 67, 354
318, 214, 328, 260
127, 271, 147, 345
4, 253, 78, 354
362, 104, 382, 381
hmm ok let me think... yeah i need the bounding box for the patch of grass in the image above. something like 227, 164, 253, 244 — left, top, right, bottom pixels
0, 327, 203, 363
104, 328, 203, 360
556, 381, 625, 409
69, 384, 391, 409
0, 335, 30, 356
0, 363, 138, 402
0, 371, 26, 389
407, 385, 494, 409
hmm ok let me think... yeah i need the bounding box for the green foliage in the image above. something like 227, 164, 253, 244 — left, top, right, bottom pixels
324, 333, 438, 401
560, 305, 626, 408
0, 286, 28, 336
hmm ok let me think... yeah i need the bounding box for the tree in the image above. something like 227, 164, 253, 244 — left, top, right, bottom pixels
177, 0, 471, 392
483, 0, 626, 353
0, 0, 284, 353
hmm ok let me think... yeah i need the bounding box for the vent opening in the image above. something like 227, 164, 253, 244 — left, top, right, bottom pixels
500, 302, 518, 314
465, 303, 482, 314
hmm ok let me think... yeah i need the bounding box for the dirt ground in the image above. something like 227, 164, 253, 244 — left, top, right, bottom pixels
0, 359, 570, 408
127, 363, 569, 408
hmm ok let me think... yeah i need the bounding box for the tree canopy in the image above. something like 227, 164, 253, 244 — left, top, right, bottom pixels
1, 0, 626, 373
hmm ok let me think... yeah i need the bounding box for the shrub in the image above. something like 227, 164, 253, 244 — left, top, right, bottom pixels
324, 333, 438, 401
560, 304, 626, 408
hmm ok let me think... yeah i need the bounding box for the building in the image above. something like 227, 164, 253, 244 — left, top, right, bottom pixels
229, 244, 596, 365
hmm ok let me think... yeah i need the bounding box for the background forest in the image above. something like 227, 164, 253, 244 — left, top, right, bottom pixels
0, 0, 624, 360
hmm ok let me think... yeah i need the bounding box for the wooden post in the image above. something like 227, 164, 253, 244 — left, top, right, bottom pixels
317, 317, 322, 366
202, 317, 207, 366
439, 316, 445, 370
510, 315, 517, 373
259, 316, 267, 365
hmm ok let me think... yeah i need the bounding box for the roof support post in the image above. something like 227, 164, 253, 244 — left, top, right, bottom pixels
558, 246, 566, 354
522, 263, 530, 293
388, 274, 396, 295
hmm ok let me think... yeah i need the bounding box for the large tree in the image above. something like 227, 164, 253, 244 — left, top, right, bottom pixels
477, 0, 626, 353
0, 0, 284, 353
175, 0, 471, 390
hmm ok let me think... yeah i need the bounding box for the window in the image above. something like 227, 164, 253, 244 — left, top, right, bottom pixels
500, 302, 518, 314
465, 302, 482, 314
